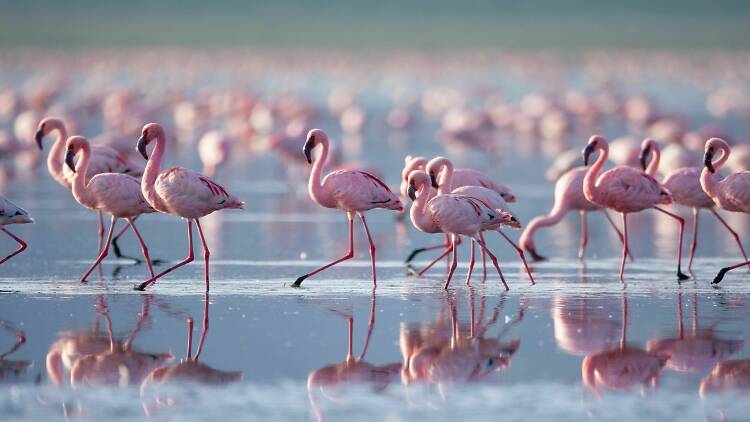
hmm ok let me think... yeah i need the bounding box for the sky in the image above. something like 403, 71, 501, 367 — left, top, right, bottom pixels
1, 0, 750, 49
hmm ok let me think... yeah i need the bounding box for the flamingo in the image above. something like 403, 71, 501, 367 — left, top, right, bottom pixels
198, 130, 233, 179
0, 195, 33, 265
700, 359, 750, 396
583, 135, 688, 280
408, 172, 514, 290
291, 129, 403, 288
134, 123, 244, 291
519, 167, 630, 262
640, 138, 748, 272
421, 156, 532, 284
35, 117, 149, 263
64, 136, 157, 282
700, 138, 750, 284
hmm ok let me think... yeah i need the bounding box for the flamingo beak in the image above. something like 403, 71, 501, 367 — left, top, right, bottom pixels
429, 171, 439, 189
303, 138, 314, 164
35, 126, 45, 150
65, 148, 76, 173
582, 143, 595, 166
639, 145, 651, 171
407, 183, 417, 201
704, 148, 715, 173
137, 135, 149, 160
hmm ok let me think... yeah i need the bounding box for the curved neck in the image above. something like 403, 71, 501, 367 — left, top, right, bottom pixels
701, 143, 729, 200
410, 182, 436, 232
47, 124, 68, 184
645, 143, 660, 177
142, 131, 169, 212
437, 160, 454, 195
583, 144, 608, 205
70, 145, 96, 208
308, 138, 334, 207
519, 205, 567, 250
712, 143, 730, 173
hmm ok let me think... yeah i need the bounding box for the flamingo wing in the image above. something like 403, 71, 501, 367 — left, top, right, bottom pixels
323, 170, 399, 211
721, 172, 750, 212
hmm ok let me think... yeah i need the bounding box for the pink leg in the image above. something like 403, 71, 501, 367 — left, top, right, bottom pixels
126, 218, 154, 278
603, 211, 633, 261
404, 235, 450, 264
416, 245, 453, 276
97, 211, 105, 255
479, 232, 487, 280
135, 220, 195, 291
578, 210, 588, 260
688, 208, 699, 272
474, 235, 509, 290
443, 235, 459, 290
653, 206, 689, 280
195, 219, 211, 291
292, 213, 354, 287
0, 321, 25, 358
80, 216, 117, 283
497, 230, 536, 285
0, 228, 27, 265
358, 213, 377, 288
465, 240, 476, 286
710, 208, 750, 271
619, 213, 628, 281
193, 293, 209, 360
713, 260, 750, 284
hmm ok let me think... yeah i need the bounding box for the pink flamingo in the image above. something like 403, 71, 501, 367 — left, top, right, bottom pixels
292, 129, 403, 288
700, 138, 750, 284
583, 135, 688, 280
640, 138, 748, 271
519, 167, 629, 261
408, 173, 514, 290
64, 136, 156, 282
35, 117, 149, 263
198, 130, 233, 179
0, 196, 32, 265
134, 123, 244, 291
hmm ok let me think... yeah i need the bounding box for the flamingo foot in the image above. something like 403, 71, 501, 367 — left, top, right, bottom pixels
405, 248, 427, 264
112, 239, 164, 265
677, 271, 689, 281
712, 268, 729, 285
526, 247, 547, 262
292, 274, 309, 287
405, 264, 418, 276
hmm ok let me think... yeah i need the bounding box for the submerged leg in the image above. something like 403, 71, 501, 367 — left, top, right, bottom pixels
359, 213, 377, 288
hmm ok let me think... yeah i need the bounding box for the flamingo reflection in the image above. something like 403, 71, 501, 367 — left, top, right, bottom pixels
0, 320, 29, 382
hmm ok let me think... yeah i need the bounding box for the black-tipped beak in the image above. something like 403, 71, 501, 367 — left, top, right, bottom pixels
582, 144, 595, 166
35, 127, 44, 150
137, 135, 149, 160
639, 145, 651, 171
429, 171, 438, 189
303, 138, 313, 164
704, 148, 715, 173
65, 149, 76, 173
407, 183, 417, 201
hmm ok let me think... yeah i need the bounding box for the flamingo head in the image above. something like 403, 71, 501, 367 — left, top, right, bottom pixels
407, 170, 430, 201
500, 212, 521, 229
303, 128, 327, 164
639, 142, 652, 171
137, 123, 164, 160
703, 143, 718, 173
426, 156, 451, 189
35, 117, 64, 150
582, 135, 606, 166
65, 136, 89, 173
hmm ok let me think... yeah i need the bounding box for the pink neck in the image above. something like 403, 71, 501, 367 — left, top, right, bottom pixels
645, 141, 660, 177
141, 131, 169, 212
519, 204, 567, 250
437, 159, 454, 195
308, 138, 334, 208
71, 144, 96, 209
410, 181, 437, 232
583, 143, 608, 206
47, 123, 68, 185
700, 142, 729, 200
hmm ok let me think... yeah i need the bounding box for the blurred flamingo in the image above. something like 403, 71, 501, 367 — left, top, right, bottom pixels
0, 195, 33, 265
134, 123, 244, 291
583, 135, 687, 280
198, 130, 233, 179
292, 129, 403, 288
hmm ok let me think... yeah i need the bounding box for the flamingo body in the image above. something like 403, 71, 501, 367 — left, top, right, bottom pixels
152, 167, 243, 219
316, 169, 402, 212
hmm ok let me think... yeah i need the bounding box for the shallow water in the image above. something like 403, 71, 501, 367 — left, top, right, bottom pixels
2, 51, 750, 420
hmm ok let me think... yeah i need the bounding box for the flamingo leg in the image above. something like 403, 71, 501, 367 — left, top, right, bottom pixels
479, 232, 487, 280
135, 220, 195, 291
688, 208, 699, 272
126, 218, 154, 278
578, 210, 588, 260
497, 230, 536, 285
443, 235, 459, 290
0, 321, 25, 359
193, 293, 209, 360
358, 290, 376, 360
358, 213, 377, 287
473, 235, 509, 291
713, 260, 750, 284
0, 228, 27, 265
80, 216, 117, 283
292, 213, 354, 287
619, 213, 628, 281
404, 234, 451, 263
653, 206, 689, 280
195, 219, 211, 291
414, 244, 453, 276
97, 211, 105, 255
603, 211, 633, 261
111, 215, 163, 265
710, 208, 750, 271
465, 240, 476, 286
